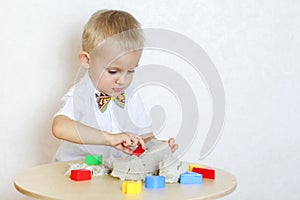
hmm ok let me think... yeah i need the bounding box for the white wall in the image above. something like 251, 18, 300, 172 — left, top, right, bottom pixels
0, 0, 299, 199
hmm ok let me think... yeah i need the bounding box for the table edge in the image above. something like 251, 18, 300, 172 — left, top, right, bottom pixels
14, 161, 237, 200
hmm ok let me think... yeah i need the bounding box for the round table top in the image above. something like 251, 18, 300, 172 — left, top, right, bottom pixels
14, 161, 237, 200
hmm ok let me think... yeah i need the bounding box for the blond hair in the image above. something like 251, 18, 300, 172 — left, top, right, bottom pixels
82, 10, 144, 53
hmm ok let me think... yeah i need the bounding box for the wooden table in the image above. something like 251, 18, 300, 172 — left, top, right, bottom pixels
14, 161, 237, 200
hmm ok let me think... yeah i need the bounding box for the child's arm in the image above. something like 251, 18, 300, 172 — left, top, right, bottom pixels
52, 115, 145, 154
140, 133, 178, 153
140, 133, 156, 143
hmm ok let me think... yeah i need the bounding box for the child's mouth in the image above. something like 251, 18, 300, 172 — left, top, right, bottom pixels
113, 88, 124, 93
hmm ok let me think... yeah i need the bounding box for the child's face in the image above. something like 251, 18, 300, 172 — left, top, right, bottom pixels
89, 50, 142, 97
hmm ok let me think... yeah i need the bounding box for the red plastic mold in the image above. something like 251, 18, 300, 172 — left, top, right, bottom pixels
192, 167, 215, 179
70, 169, 92, 181
132, 145, 146, 157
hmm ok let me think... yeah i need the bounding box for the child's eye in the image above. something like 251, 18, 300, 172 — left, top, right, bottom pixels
107, 70, 118, 74
128, 69, 135, 73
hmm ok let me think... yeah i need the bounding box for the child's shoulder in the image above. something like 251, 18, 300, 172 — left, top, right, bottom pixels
71, 72, 95, 95
62, 73, 89, 98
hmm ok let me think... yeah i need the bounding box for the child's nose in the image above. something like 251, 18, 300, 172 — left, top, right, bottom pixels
116, 74, 126, 84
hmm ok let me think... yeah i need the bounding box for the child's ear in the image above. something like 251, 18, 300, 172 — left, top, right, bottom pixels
79, 52, 90, 68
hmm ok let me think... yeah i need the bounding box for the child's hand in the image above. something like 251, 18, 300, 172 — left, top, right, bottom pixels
168, 138, 178, 153
105, 132, 145, 154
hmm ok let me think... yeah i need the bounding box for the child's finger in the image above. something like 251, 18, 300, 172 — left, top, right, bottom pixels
168, 138, 175, 146
125, 133, 145, 149
172, 144, 179, 153
122, 135, 133, 147
136, 137, 145, 149
120, 145, 133, 154
130, 137, 139, 147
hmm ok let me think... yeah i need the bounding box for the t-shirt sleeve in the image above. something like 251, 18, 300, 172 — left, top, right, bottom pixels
54, 86, 75, 120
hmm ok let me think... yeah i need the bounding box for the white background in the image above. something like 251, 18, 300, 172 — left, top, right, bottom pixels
0, 0, 299, 199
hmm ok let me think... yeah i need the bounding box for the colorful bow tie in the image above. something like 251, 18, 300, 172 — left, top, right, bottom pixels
95, 91, 125, 113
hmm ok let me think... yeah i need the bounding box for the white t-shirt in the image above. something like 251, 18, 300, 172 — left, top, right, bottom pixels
53, 72, 152, 161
